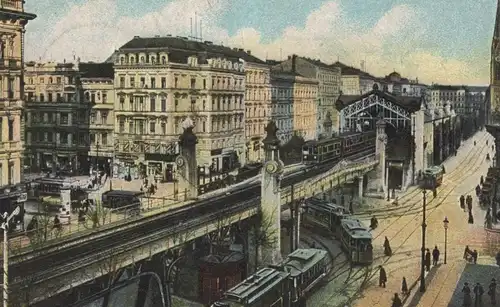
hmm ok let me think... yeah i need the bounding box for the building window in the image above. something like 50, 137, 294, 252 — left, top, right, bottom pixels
60, 132, 68, 144
138, 120, 144, 134
119, 119, 125, 133
102, 133, 108, 146
130, 77, 135, 87
91, 93, 96, 103
8, 163, 13, 185
101, 112, 108, 125
8, 118, 13, 141
161, 56, 166, 64
48, 93, 53, 102
174, 100, 178, 111
161, 122, 166, 135
120, 96, 125, 110
191, 78, 196, 89
150, 121, 155, 134
151, 77, 156, 88
140, 77, 145, 88
119, 76, 125, 88
161, 98, 166, 112
191, 99, 196, 111
60, 113, 69, 125
150, 97, 156, 112
7, 78, 14, 99
174, 77, 178, 88
102, 93, 107, 103
56, 93, 62, 102
161, 77, 166, 88
0, 118, 2, 142
203, 79, 206, 89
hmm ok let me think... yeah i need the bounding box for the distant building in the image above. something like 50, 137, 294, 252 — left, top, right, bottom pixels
79, 62, 115, 174
109, 36, 256, 179
272, 55, 341, 137
330, 61, 377, 95
428, 85, 467, 112
381, 71, 428, 98
24, 61, 89, 175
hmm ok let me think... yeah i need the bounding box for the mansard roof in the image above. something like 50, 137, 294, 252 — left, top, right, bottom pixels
79, 62, 114, 79
336, 89, 422, 112
118, 36, 266, 64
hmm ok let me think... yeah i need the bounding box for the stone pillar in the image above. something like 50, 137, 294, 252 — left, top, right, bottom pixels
376, 119, 387, 194
358, 176, 363, 202
260, 121, 284, 266
175, 117, 199, 200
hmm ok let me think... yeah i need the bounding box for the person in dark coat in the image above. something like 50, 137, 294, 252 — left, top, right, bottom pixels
384, 236, 392, 256
496, 251, 500, 266
379, 266, 387, 288
425, 248, 431, 272
468, 211, 474, 224
433, 188, 437, 198
463, 282, 473, 307
460, 195, 466, 210
392, 293, 402, 307
472, 250, 478, 264
474, 282, 484, 307
489, 278, 497, 306
467, 196, 473, 212
401, 277, 409, 296
432, 246, 440, 266
481, 176, 484, 186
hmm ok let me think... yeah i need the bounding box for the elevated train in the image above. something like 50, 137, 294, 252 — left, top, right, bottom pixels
302, 130, 377, 164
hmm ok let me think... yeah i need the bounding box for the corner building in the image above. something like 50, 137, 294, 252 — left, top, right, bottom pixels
110, 36, 251, 180
24, 62, 88, 175
0, 0, 35, 214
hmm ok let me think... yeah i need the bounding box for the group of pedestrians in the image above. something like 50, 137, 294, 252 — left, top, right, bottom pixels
461, 279, 497, 307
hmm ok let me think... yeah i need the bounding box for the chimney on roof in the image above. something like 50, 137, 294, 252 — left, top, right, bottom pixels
238, 48, 244, 52
134, 35, 140, 39
292, 54, 297, 73
247, 50, 251, 55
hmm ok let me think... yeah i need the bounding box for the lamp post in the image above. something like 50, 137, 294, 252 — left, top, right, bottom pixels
443, 216, 449, 264
420, 190, 427, 293
2, 206, 20, 307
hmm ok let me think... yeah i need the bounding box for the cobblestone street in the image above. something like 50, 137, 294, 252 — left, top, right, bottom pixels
307, 131, 496, 307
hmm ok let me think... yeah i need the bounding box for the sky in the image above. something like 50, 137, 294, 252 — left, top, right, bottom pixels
23, 0, 497, 85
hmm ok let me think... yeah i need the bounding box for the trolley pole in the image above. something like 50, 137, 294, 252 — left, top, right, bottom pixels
420, 190, 427, 293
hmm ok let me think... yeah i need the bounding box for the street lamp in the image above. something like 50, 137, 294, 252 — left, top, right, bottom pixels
420, 190, 427, 293
2, 206, 20, 307
443, 216, 449, 264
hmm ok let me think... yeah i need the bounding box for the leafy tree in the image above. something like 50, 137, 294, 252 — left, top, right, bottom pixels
248, 209, 280, 272
279, 133, 305, 165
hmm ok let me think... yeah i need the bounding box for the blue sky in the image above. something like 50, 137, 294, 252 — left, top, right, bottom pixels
23, 0, 496, 85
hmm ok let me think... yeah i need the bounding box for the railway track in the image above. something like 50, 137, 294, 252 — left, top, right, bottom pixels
7, 148, 376, 286
306, 133, 490, 306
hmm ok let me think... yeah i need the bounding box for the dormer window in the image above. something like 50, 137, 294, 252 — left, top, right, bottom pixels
161, 56, 166, 64
49, 77, 53, 84
130, 57, 135, 64
151, 57, 156, 64
140, 56, 145, 63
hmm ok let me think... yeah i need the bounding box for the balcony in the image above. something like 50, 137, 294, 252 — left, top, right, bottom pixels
0, 141, 20, 152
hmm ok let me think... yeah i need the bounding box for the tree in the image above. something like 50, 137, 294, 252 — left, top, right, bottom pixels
25, 201, 61, 250
248, 209, 280, 272
279, 133, 305, 165
83, 200, 110, 229
204, 214, 233, 255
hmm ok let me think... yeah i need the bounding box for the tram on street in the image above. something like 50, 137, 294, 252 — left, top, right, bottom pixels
339, 218, 373, 265
101, 190, 143, 213
302, 197, 350, 237
419, 166, 444, 190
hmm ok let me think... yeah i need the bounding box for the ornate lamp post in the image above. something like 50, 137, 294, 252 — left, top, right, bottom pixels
420, 190, 427, 292
443, 217, 449, 264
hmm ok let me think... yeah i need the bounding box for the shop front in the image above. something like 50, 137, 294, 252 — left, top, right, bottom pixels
113, 154, 141, 181
144, 153, 177, 183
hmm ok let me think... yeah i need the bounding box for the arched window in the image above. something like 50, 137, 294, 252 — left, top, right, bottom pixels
151, 57, 156, 64
130, 56, 135, 64
140, 56, 145, 63
97, 92, 101, 101
161, 56, 166, 64
120, 57, 125, 64
49, 77, 53, 84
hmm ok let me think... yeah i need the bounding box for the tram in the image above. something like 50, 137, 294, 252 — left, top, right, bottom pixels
101, 190, 143, 213
420, 166, 444, 190
302, 197, 350, 237
339, 218, 373, 265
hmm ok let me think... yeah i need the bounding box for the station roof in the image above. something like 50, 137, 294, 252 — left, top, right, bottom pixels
223, 268, 289, 304
280, 249, 327, 278
336, 89, 422, 113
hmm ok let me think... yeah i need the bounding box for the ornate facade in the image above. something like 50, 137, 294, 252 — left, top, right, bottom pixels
269, 72, 294, 145
0, 2, 35, 189
24, 61, 88, 175
293, 75, 318, 141
244, 61, 271, 163
111, 36, 248, 180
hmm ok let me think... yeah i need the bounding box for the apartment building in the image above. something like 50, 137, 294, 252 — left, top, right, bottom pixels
429, 85, 467, 114
331, 61, 377, 95
0, 2, 35, 194
273, 55, 341, 137
244, 60, 271, 163
24, 61, 91, 175
79, 62, 115, 175
110, 35, 253, 180
269, 72, 294, 145
293, 75, 318, 141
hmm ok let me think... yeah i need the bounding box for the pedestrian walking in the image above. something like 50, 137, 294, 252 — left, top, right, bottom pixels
463, 282, 473, 307
473, 250, 478, 264
433, 188, 437, 198
425, 248, 431, 272
481, 175, 484, 186
496, 251, 500, 266
467, 195, 473, 212
460, 195, 466, 210
489, 278, 497, 306
469, 211, 475, 224
401, 277, 409, 296
392, 293, 402, 307
474, 282, 484, 307
379, 266, 387, 288
432, 245, 440, 266
464, 246, 472, 262
384, 236, 392, 256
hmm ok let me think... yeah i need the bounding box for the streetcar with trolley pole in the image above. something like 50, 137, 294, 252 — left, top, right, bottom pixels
419, 165, 444, 190
339, 218, 373, 265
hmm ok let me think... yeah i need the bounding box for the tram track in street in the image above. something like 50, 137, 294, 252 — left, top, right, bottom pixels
316, 134, 490, 306
345, 135, 491, 306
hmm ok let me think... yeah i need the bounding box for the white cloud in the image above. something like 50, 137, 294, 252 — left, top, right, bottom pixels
25, 0, 488, 85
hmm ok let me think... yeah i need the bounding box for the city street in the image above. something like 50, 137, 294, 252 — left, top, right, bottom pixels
307, 131, 495, 307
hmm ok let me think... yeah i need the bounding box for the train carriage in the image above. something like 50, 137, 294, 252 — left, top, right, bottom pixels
302, 197, 350, 237
339, 218, 373, 265
419, 166, 444, 190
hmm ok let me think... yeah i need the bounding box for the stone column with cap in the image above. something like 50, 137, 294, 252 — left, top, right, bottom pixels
259, 121, 284, 265
175, 117, 198, 200
376, 119, 387, 194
